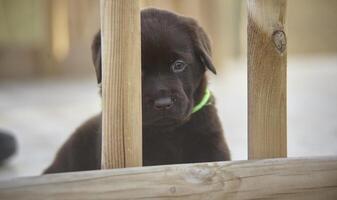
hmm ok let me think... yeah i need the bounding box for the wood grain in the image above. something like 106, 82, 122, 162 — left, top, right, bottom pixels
1, 157, 337, 199
100, 0, 142, 169
248, 0, 287, 159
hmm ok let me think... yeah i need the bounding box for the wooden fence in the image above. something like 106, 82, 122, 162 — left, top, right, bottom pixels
0, 0, 336, 199
1, 157, 336, 199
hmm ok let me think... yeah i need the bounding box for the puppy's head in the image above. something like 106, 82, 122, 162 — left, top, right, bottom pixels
92, 8, 216, 128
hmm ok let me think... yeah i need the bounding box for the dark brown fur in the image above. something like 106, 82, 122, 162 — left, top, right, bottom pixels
44, 8, 230, 174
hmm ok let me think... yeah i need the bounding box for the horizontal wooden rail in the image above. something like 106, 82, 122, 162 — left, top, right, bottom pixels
1, 156, 337, 199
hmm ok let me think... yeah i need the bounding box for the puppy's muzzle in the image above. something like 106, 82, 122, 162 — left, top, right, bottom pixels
153, 96, 176, 111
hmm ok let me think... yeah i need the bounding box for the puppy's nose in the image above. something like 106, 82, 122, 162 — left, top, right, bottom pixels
154, 97, 174, 110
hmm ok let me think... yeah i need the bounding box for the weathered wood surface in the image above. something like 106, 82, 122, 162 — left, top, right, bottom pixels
100, 0, 142, 168
248, 0, 287, 159
1, 157, 337, 200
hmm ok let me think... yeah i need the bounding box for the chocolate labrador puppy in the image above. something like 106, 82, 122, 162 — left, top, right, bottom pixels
44, 8, 230, 174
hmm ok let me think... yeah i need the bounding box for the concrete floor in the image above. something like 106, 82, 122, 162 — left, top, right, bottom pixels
0, 55, 337, 181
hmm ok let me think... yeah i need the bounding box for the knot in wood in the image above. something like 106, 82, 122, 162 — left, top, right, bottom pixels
272, 30, 287, 54
169, 186, 176, 194
183, 165, 216, 184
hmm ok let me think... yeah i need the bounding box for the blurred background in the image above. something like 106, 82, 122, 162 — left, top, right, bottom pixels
0, 0, 337, 180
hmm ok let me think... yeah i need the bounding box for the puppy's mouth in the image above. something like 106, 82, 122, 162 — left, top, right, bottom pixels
142, 102, 193, 128
143, 114, 189, 126
146, 118, 180, 127
141, 88, 193, 128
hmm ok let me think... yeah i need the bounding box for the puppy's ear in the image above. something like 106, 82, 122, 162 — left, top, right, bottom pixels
91, 31, 102, 83
185, 19, 217, 74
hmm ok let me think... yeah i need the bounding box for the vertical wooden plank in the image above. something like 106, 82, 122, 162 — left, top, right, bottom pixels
100, 0, 142, 168
248, 0, 287, 159
51, 0, 69, 62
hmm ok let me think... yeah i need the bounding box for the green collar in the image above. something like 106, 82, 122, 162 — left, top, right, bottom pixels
191, 88, 212, 114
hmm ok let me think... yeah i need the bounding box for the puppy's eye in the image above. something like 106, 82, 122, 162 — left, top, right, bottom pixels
171, 60, 187, 73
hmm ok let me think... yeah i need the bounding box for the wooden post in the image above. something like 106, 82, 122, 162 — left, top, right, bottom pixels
248, 0, 287, 159
100, 0, 142, 168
